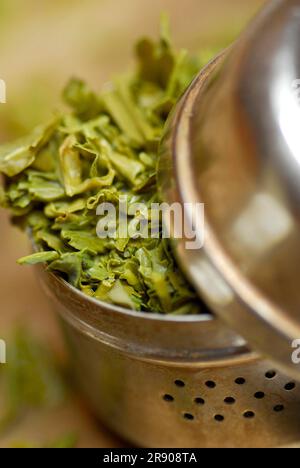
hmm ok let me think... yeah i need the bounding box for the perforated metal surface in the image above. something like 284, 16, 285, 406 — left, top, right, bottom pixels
40, 269, 300, 448
157, 363, 300, 448
63, 322, 300, 448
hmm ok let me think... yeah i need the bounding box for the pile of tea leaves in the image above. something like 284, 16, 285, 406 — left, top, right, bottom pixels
0, 20, 202, 314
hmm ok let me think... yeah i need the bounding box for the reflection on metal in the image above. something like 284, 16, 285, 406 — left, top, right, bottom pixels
188, 258, 234, 306
231, 193, 293, 260
278, 78, 300, 166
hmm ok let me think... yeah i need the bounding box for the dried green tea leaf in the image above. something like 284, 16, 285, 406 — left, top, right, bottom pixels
0, 120, 57, 177
61, 230, 107, 254
48, 252, 83, 287
63, 77, 103, 119
102, 86, 144, 144
17, 251, 59, 265
59, 135, 82, 197
106, 151, 145, 187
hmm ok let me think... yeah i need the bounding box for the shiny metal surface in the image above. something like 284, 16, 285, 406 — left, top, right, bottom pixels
40, 268, 300, 448
158, 0, 300, 378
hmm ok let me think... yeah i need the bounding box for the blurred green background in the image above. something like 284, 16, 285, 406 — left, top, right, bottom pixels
0, 0, 266, 140
0, 0, 266, 448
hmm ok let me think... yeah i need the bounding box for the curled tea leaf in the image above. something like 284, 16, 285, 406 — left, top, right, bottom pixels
18, 251, 59, 265
0, 120, 58, 177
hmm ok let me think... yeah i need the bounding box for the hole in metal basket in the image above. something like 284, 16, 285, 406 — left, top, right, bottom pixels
265, 370, 276, 379
205, 380, 216, 389
224, 397, 236, 405
183, 413, 194, 421
284, 382, 296, 391
163, 394, 174, 402
243, 411, 255, 419
214, 414, 224, 422
273, 405, 284, 412
235, 377, 246, 385
254, 392, 265, 399
174, 380, 185, 388
194, 397, 205, 405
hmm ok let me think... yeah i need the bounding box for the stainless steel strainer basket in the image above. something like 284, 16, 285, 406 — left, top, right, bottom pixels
37, 0, 300, 448
39, 269, 300, 448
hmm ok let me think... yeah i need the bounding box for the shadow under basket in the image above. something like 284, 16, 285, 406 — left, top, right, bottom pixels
39, 267, 300, 448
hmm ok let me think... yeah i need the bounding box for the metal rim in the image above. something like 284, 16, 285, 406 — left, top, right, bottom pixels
49, 271, 212, 323
174, 55, 300, 341
39, 269, 256, 366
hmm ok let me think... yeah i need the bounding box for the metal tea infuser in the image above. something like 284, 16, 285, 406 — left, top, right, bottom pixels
40, 0, 300, 447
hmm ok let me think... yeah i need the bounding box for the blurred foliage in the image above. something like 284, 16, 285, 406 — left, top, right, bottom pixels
0, 0, 264, 141
10, 432, 78, 449
0, 327, 76, 448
